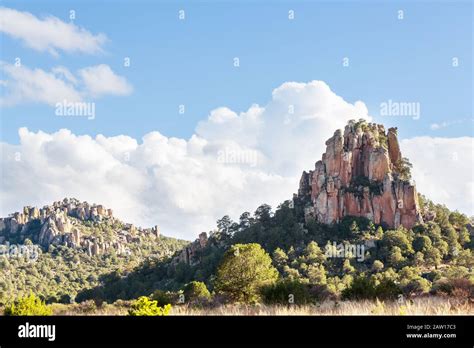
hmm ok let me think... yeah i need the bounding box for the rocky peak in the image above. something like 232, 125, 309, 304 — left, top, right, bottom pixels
296, 119, 423, 229
0, 198, 161, 256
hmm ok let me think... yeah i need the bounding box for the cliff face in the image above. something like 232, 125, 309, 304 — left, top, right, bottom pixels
172, 232, 208, 266
296, 120, 423, 229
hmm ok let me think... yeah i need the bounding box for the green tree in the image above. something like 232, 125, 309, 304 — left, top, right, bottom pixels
349, 221, 360, 235
272, 248, 288, 270
388, 246, 405, 268
307, 264, 327, 285
214, 243, 278, 303
425, 248, 442, 268
183, 281, 211, 302
414, 252, 425, 266
454, 250, 474, 268
382, 230, 414, 255
216, 215, 235, 238
397, 157, 413, 181
403, 278, 431, 296
375, 226, 384, 239
372, 260, 384, 272
413, 235, 432, 253
4, 293, 52, 316
304, 241, 326, 264
254, 204, 272, 224
261, 280, 312, 305
342, 259, 356, 274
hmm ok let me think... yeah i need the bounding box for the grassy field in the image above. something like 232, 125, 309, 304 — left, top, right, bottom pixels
45, 296, 474, 316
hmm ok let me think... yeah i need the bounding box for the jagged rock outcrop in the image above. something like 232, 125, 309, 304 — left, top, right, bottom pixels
296, 120, 423, 229
173, 232, 208, 266
0, 198, 160, 255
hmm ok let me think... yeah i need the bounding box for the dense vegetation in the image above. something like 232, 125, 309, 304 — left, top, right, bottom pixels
65, 194, 474, 307
4, 292, 52, 316
1, 193, 473, 312
0, 235, 188, 305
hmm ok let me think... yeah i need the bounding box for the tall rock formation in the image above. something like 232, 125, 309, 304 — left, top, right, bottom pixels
296, 120, 423, 229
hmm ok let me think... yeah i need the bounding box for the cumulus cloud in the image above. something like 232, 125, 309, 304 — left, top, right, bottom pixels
2, 80, 471, 240
0, 62, 132, 106
1, 80, 370, 239
401, 137, 474, 217
78, 65, 133, 97
0, 7, 106, 56
0, 63, 83, 106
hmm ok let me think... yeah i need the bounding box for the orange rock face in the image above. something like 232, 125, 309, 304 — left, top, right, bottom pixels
297, 120, 423, 229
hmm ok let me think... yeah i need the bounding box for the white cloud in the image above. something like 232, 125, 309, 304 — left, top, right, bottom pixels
0, 62, 83, 106
401, 137, 474, 216
2, 80, 471, 241
196, 80, 370, 176
78, 64, 133, 97
0, 62, 132, 106
1, 80, 370, 239
430, 119, 472, 130
0, 7, 106, 56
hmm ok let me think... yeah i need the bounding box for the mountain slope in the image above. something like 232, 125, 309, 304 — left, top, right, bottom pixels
1, 121, 472, 306
69, 121, 473, 304
0, 198, 188, 303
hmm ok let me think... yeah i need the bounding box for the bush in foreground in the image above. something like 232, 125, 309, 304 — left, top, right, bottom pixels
4, 293, 52, 316
214, 243, 278, 303
128, 296, 172, 316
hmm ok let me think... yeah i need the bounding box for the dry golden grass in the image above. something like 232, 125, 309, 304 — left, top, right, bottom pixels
169, 297, 474, 316
50, 301, 129, 316
45, 297, 473, 316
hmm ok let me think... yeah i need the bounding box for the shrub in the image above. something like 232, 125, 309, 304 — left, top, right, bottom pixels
183, 281, 211, 303
432, 278, 473, 298
214, 243, 278, 303
309, 284, 334, 302
342, 276, 377, 300
375, 279, 401, 300
372, 260, 384, 272
4, 293, 52, 316
402, 278, 431, 296
151, 290, 178, 305
128, 296, 171, 316
261, 280, 312, 305
342, 276, 401, 300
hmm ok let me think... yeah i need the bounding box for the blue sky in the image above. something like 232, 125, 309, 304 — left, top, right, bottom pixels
1, 0, 472, 143
0, 1, 472, 238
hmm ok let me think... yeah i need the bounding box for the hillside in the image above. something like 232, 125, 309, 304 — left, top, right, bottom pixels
1, 120, 473, 309
65, 121, 474, 305
0, 198, 189, 304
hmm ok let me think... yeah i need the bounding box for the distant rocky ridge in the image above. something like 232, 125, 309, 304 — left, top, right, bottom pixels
296, 120, 423, 229
0, 198, 160, 256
